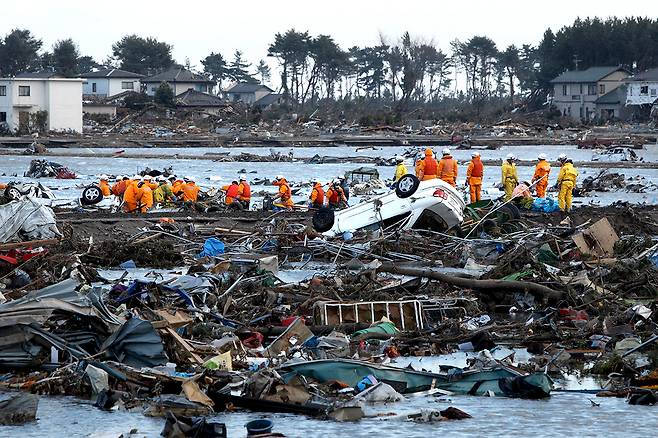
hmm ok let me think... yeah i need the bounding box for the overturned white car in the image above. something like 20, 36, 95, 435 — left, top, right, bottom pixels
312, 174, 465, 237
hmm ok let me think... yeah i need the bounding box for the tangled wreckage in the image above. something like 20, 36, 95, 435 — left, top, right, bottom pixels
1, 182, 658, 435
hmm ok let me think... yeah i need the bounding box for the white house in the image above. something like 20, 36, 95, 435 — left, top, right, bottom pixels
625, 68, 658, 106
141, 66, 214, 96
0, 72, 83, 133
80, 68, 143, 98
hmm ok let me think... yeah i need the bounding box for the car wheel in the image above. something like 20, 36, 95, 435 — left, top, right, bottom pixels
4, 185, 22, 201
81, 185, 104, 205
312, 207, 335, 233
395, 174, 420, 198
496, 203, 521, 222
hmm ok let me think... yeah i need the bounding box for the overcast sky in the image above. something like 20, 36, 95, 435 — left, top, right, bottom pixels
4, 0, 658, 71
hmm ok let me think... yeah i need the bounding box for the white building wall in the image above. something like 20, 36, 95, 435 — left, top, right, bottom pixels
46, 80, 83, 132
107, 78, 140, 97
83, 78, 109, 96
626, 81, 658, 106
144, 82, 209, 96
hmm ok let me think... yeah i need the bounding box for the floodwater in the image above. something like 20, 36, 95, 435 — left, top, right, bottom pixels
2, 144, 658, 206
2, 144, 657, 436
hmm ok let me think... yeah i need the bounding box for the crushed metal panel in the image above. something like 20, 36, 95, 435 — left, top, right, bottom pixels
314, 300, 425, 331
572, 218, 619, 257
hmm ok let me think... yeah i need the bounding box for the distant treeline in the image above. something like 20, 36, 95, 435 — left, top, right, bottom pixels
1, 17, 657, 113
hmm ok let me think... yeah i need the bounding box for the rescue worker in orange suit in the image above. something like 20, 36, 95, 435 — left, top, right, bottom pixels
236, 174, 251, 210
326, 179, 347, 210
181, 176, 200, 202
465, 152, 483, 203
137, 180, 153, 213
99, 175, 111, 197
438, 148, 458, 187
222, 180, 240, 206
308, 178, 325, 209
416, 148, 439, 181
272, 175, 293, 210
111, 176, 129, 200
171, 176, 185, 198
122, 175, 142, 213
532, 153, 551, 198
142, 175, 158, 191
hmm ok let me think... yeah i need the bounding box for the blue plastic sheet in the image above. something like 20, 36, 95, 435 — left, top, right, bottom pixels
531, 197, 560, 213
197, 238, 225, 258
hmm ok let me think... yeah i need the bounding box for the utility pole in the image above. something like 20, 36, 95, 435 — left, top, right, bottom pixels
573, 54, 583, 71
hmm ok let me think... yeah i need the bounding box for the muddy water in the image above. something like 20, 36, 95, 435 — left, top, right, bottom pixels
2, 144, 658, 206
1, 390, 656, 438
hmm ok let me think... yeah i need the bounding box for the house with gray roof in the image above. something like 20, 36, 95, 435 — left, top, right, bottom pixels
176, 89, 227, 115
225, 83, 274, 105
80, 68, 143, 98
550, 66, 630, 121
142, 66, 214, 96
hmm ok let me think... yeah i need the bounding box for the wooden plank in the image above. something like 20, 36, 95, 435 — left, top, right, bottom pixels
162, 327, 203, 364
0, 239, 60, 250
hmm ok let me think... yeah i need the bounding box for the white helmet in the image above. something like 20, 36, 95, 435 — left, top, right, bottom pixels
506, 153, 516, 160
275, 174, 284, 180
558, 153, 567, 161
442, 148, 451, 155
239, 174, 247, 181
100, 174, 108, 180
395, 156, 404, 162
471, 152, 480, 158
538, 153, 547, 160
143, 175, 152, 180
132, 174, 142, 180
311, 178, 319, 183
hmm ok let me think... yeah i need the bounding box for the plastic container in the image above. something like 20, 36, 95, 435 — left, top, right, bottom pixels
245, 419, 273, 435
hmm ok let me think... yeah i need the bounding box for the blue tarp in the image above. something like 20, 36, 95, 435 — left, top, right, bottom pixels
197, 238, 225, 258
531, 197, 560, 213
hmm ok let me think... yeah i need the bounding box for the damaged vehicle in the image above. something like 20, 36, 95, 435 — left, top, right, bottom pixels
313, 174, 465, 236
2, 182, 56, 204
25, 159, 76, 179
591, 147, 640, 162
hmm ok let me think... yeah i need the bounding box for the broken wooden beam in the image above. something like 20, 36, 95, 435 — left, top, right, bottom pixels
378, 264, 562, 299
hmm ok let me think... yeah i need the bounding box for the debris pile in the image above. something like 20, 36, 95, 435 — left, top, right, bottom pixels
1, 200, 658, 433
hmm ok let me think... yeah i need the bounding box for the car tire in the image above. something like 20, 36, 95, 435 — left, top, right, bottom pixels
81, 185, 104, 205
4, 185, 22, 201
395, 174, 420, 198
312, 207, 335, 233
497, 203, 521, 221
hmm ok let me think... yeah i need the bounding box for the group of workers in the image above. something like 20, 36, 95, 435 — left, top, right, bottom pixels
392, 148, 579, 212
308, 177, 349, 210
100, 174, 201, 213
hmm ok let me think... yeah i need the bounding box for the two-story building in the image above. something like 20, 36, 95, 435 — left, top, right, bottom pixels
550, 66, 630, 121
80, 68, 143, 98
142, 66, 214, 96
624, 67, 658, 119
0, 72, 83, 133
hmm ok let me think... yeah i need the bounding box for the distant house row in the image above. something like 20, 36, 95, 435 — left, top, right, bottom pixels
550, 66, 658, 121
0, 66, 282, 133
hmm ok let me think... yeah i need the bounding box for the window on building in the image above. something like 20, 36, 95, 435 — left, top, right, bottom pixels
18, 86, 30, 96
579, 84, 583, 94
599, 84, 606, 95
121, 81, 134, 90
652, 88, 657, 97
0, 85, 6, 96
92, 83, 97, 92
562, 84, 568, 96
580, 107, 584, 118
0, 112, 6, 122
151, 87, 156, 93
641, 85, 649, 95
588, 84, 597, 95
